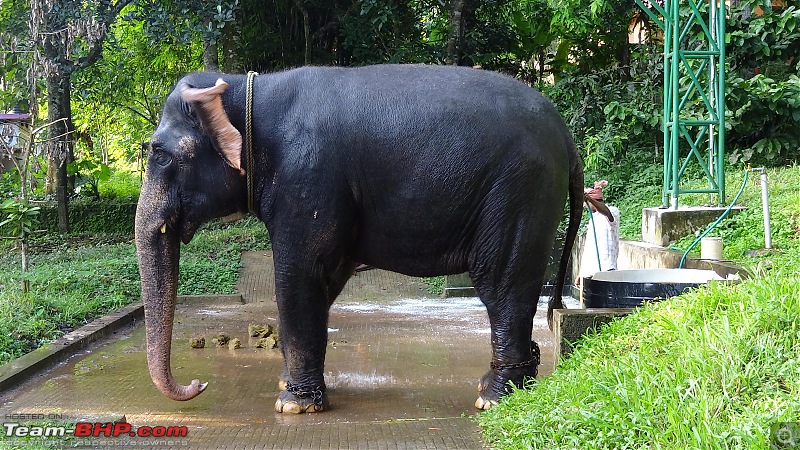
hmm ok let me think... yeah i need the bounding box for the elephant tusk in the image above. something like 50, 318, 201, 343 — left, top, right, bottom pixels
160, 223, 167, 234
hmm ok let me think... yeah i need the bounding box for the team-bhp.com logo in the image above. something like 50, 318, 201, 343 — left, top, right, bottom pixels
4, 422, 188, 438
772, 422, 800, 450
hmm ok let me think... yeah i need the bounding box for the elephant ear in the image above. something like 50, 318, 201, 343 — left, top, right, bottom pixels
180, 78, 244, 174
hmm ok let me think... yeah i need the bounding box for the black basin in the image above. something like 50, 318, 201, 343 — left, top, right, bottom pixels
583, 269, 725, 308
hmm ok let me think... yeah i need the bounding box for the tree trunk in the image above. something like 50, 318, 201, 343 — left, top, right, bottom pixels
222, 9, 245, 73
294, 0, 312, 65
203, 39, 220, 72
616, 41, 631, 82
45, 70, 73, 233
445, 0, 465, 65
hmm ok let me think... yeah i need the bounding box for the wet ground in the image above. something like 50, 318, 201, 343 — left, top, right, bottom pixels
0, 251, 563, 449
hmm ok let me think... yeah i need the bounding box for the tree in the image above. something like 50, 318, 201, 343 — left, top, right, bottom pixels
30, 0, 132, 232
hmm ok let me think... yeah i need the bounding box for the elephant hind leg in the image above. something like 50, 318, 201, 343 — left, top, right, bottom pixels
469, 209, 556, 409
472, 276, 543, 410
475, 340, 541, 410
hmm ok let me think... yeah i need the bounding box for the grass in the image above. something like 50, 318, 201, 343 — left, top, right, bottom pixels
481, 272, 800, 449
670, 166, 800, 264
614, 166, 800, 258
0, 216, 269, 365
479, 165, 800, 449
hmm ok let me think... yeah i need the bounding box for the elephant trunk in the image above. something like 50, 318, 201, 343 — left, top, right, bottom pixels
135, 206, 206, 401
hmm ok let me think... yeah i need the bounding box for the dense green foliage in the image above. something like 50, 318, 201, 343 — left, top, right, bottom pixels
2, 0, 798, 217
480, 165, 800, 449
545, 0, 800, 198
726, 1, 800, 164
36, 198, 137, 234
0, 217, 269, 364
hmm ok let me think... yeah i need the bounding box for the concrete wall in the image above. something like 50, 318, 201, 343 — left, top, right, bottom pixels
574, 234, 744, 274
641, 206, 746, 246
570, 233, 745, 297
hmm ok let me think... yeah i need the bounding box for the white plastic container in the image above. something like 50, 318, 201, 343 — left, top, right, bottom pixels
700, 237, 723, 260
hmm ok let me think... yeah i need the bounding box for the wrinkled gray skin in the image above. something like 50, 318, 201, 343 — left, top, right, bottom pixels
135, 64, 584, 413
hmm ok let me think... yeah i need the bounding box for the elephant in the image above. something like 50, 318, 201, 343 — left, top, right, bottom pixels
135, 64, 584, 414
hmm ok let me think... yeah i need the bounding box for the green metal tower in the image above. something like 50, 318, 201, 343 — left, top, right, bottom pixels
634, 0, 727, 208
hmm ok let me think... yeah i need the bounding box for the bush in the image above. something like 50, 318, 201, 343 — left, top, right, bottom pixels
98, 169, 142, 201
36, 198, 137, 235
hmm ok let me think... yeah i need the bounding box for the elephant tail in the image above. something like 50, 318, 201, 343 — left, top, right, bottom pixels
548, 136, 585, 330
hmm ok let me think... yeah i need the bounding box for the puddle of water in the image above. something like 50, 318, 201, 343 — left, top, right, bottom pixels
195, 309, 238, 316
325, 371, 396, 389
333, 296, 577, 336
334, 296, 579, 316
334, 297, 484, 315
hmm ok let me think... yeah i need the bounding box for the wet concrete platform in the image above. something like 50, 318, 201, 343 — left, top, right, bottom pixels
0, 251, 559, 449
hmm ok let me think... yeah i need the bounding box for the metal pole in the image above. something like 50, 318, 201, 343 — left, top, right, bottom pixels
709, 0, 717, 205
670, 0, 680, 209
716, 0, 727, 205
662, 0, 673, 208
759, 169, 772, 249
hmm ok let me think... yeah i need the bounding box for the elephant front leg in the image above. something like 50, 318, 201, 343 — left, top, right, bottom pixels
274, 257, 356, 411
273, 272, 331, 414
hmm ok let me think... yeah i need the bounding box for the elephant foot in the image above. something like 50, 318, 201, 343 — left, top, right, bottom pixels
475, 341, 541, 411
274, 382, 327, 414
474, 396, 498, 410
475, 373, 501, 410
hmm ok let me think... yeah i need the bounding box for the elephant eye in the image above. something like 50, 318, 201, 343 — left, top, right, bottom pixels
182, 101, 195, 119
152, 150, 173, 167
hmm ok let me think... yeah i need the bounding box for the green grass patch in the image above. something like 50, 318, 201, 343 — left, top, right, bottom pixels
0, 216, 269, 364
177, 217, 270, 295
480, 271, 800, 449
98, 168, 142, 201
480, 165, 800, 449
614, 166, 800, 254
670, 166, 800, 264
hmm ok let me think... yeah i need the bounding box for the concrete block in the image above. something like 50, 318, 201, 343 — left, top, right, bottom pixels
641, 206, 745, 246
553, 308, 632, 364
618, 239, 682, 270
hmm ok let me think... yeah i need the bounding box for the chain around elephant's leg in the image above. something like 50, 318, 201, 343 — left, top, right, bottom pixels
476, 341, 540, 410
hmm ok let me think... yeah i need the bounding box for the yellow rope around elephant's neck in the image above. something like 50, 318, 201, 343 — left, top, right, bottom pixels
246, 71, 257, 213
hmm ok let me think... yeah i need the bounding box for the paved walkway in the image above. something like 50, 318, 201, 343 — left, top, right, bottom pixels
0, 251, 559, 449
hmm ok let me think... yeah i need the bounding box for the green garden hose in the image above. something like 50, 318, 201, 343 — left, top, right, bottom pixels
586, 200, 602, 272
679, 170, 749, 268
